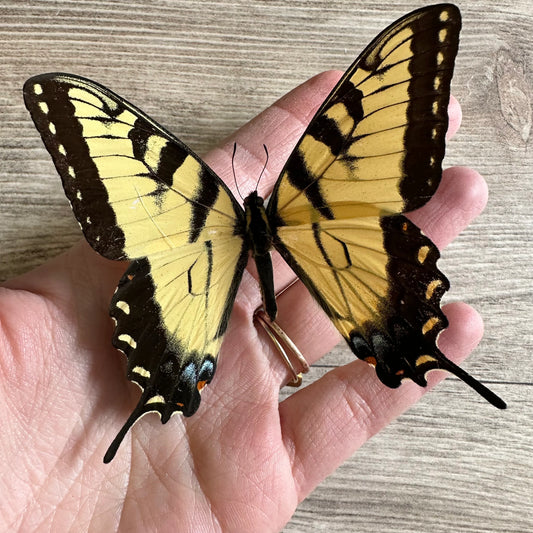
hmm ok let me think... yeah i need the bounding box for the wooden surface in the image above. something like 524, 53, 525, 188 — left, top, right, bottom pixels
1, 1, 531, 531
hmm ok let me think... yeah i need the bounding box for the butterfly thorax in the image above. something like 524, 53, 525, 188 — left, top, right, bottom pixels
243, 191, 277, 320
243, 191, 272, 255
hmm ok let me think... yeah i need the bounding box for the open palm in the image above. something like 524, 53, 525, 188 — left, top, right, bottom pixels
0, 71, 487, 532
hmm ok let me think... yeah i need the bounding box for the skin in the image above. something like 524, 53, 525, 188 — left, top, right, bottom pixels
0, 71, 487, 532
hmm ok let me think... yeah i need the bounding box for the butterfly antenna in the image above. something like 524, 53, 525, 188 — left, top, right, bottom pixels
254, 144, 269, 192
232, 143, 244, 201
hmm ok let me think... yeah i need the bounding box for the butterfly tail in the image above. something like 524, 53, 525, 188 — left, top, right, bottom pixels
434, 354, 507, 409
103, 392, 150, 464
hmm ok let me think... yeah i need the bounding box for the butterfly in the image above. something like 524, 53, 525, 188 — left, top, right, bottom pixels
23, 4, 506, 463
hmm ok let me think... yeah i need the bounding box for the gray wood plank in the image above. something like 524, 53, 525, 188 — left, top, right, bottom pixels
0, 1, 531, 531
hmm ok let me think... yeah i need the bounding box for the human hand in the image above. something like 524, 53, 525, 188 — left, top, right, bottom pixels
0, 71, 486, 531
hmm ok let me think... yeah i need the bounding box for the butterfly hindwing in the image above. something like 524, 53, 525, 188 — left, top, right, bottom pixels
23, 74, 249, 460
268, 5, 465, 386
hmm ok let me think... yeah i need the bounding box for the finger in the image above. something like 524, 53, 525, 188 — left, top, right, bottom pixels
204, 70, 346, 198
2, 240, 126, 313
408, 166, 488, 249
279, 302, 484, 500
216, 77, 466, 388
205, 76, 461, 195
447, 95, 462, 139
215, 80, 473, 399
225, 72, 352, 310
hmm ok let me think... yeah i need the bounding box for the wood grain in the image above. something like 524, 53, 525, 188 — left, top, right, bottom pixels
1, 1, 531, 531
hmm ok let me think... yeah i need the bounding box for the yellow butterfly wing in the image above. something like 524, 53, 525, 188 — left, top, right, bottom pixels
268, 5, 504, 407
269, 5, 459, 221
23, 74, 249, 461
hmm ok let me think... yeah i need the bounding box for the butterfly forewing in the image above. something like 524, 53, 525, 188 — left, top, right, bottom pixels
268, 4, 460, 224
23, 74, 244, 260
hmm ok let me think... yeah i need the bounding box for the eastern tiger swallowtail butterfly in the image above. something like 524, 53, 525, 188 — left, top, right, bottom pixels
23, 3, 506, 463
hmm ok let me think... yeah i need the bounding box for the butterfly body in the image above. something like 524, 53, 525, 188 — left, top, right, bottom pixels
244, 190, 277, 320
23, 4, 505, 463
